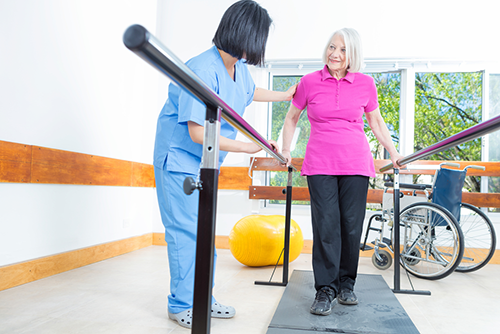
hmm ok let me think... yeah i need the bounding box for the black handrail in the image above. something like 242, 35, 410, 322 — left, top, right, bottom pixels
380, 114, 500, 172
123, 24, 287, 166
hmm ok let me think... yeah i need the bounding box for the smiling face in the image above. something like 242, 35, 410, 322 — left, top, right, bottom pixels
325, 33, 348, 77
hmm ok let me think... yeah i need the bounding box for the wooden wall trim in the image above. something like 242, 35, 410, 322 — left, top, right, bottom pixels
218, 167, 251, 190
1, 140, 247, 189
0, 233, 153, 291
4, 141, 499, 194
0, 140, 155, 187
0, 141, 32, 183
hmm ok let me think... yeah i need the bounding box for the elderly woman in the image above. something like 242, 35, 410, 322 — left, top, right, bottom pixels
281, 28, 403, 315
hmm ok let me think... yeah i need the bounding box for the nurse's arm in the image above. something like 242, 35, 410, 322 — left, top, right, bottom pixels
365, 107, 405, 168
253, 84, 297, 102
188, 121, 263, 154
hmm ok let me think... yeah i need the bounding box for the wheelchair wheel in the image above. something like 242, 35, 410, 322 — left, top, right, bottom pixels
393, 202, 464, 280
372, 249, 392, 270
456, 203, 497, 273
402, 248, 421, 266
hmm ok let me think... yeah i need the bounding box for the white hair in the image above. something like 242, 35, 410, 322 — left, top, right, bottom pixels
322, 27, 364, 73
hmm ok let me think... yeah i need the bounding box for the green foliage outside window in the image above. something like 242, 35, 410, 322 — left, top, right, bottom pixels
414, 72, 483, 191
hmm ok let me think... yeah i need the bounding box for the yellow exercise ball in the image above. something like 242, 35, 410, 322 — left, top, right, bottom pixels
229, 215, 304, 267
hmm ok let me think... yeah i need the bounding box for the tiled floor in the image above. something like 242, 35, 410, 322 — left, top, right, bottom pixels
1, 246, 499, 333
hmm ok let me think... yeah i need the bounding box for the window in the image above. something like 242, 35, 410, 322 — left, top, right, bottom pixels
264, 60, 495, 211
268, 71, 401, 204
413, 71, 483, 190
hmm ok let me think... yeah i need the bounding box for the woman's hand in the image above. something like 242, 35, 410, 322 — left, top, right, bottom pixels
281, 149, 292, 167
390, 152, 406, 169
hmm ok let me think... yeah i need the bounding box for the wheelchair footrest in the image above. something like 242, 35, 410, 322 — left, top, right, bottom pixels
382, 237, 392, 247
360, 243, 374, 251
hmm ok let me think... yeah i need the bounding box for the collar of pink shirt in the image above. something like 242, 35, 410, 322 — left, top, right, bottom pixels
320, 65, 355, 83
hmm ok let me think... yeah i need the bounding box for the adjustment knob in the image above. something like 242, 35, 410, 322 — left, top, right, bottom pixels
183, 177, 201, 195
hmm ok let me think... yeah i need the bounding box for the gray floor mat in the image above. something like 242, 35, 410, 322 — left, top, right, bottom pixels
267, 270, 419, 334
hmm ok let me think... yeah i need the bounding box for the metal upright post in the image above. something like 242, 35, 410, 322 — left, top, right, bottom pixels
191, 105, 221, 334
282, 166, 293, 285
392, 168, 401, 292
391, 168, 430, 296
255, 166, 294, 287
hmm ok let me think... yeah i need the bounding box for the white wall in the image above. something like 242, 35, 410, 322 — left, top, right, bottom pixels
0, 0, 162, 266
2, 0, 499, 268
158, 0, 499, 62
156, 0, 500, 241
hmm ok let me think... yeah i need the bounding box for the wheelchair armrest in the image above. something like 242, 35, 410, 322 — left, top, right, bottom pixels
384, 182, 432, 190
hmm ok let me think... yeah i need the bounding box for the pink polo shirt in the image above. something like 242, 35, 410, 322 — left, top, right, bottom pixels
292, 65, 378, 178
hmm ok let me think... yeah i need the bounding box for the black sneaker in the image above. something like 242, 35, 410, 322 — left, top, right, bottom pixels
310, 286, 335, 315
338, 289, 358, 305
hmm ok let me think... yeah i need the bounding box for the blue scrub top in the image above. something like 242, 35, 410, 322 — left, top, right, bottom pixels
153, 46, 256, 174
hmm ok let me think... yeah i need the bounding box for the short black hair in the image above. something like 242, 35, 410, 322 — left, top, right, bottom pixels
212, 0, 272, 66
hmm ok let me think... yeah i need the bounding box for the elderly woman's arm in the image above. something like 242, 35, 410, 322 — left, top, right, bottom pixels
281, 104, 303, 166
365, 108, 405, 168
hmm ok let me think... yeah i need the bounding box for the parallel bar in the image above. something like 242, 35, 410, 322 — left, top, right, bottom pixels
380, 114, 500, 172
123, 24, 287, 166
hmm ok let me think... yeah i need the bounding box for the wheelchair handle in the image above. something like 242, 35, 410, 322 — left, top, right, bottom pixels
440, 162, 461, 168
384, 182, 432, 190
465, 165, 486, 171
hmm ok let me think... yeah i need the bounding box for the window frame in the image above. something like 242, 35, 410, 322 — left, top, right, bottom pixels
259, 58, 499, 214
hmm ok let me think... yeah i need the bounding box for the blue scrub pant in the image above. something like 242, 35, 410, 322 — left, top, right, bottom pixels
155, 166, 217, 314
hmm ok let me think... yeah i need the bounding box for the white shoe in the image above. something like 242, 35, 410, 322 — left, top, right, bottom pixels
168, 302, 236, 328
211, 302, 236, 318
168, 309, 192, 329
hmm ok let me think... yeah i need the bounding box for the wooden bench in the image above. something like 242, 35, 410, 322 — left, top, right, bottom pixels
248, 157, 500, 208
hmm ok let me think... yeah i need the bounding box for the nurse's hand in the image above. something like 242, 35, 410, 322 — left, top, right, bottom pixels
243, 140, 279, 155
284, 84, 298, 101
268, 139, 279, 153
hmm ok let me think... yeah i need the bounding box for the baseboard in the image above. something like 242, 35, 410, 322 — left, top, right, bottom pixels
0, 233, 153, 291
3, 233, 498, 292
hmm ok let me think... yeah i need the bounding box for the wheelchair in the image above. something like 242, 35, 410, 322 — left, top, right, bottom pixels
361, 163, 497, 280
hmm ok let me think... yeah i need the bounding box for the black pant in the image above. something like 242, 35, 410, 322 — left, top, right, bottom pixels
307, 175, 369, 295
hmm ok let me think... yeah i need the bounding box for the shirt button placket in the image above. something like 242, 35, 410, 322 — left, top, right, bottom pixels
337, 81, 340, 109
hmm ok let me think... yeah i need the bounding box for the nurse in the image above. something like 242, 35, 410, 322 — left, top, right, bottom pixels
153, 0, 297, 329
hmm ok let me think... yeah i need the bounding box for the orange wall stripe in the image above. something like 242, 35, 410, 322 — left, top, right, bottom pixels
31, 146, 132, 186
218, 166, 251, 190
0, 141, 32, 183
1, 140, 249, 189
131, 162, 155, 187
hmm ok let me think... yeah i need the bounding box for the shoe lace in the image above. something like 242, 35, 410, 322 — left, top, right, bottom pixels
316, 287, 332, 302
